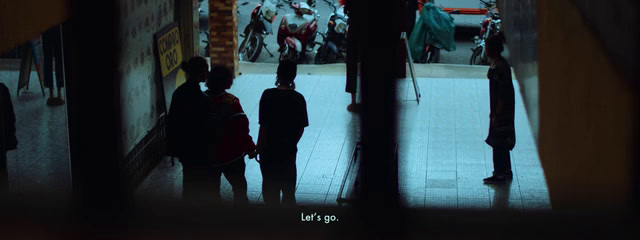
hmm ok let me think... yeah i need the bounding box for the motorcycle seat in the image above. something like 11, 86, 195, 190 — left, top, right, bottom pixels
303, 14, 316, 23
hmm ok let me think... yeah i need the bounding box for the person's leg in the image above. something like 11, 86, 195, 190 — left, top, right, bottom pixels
182, 163, 211, 203
61, 21, 71, 98
484, 147, 512, 183
42, 29, 55, 103
181, 164, 197, 200
208, 165, 223, 204
51, 26, 65, 105
493, 147, 512, 177
259, 158, 280, 207
222, 160, 249, 206
346, 26, 359, 111
281, 154, 297, 207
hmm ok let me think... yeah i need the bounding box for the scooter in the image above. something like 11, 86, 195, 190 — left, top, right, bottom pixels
470, 0, 501, 65
314, 0, 348, 64
238, 0, 283, 62
416, 2, 459, 63
277, 0, 319, 62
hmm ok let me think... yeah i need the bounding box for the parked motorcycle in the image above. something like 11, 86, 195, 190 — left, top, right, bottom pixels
414, 1, 459, 64
238, 0, 283, 62
314, 0, 348, 64
277, 0, 319, 62
469, 0, 501, 65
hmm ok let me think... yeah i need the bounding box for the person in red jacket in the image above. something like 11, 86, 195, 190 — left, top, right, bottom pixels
205, 65, 256, 206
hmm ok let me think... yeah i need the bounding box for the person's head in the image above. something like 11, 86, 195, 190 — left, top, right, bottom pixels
485, 32, 506, 59
207, 65, 234, 91
181, 56, 208, 82
276, 59, 297, 88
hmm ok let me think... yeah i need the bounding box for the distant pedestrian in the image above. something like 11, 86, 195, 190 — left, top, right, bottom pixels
0, 82, 17, 194
483, 32, 516, 184
42, 24, 66, 106
204, 65, 256, 206
256, 59, 309, 207
166, 56, 214, 202
344, 0, 360, 112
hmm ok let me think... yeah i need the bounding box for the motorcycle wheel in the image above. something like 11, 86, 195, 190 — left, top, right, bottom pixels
430, 48, 441, 63
470, 47, 487, 65
239, 33, 263, 62
420, 47, 440, 63
279, 48, 298, 62
314, 45, 336, 64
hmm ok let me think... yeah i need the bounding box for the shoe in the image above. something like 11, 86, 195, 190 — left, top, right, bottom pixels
46, 97, 56, 106
347, 103, 361, 112
483, 175, 510, 184
497, 170, 514, 180
51, 97, 65, 106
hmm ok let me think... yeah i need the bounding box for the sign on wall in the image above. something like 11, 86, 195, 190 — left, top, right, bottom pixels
155, 23, 185, 113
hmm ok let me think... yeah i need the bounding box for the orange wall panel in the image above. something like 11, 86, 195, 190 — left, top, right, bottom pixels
0, 0, 71, 54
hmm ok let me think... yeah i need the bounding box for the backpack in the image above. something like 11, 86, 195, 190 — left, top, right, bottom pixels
205, 93, 246, 163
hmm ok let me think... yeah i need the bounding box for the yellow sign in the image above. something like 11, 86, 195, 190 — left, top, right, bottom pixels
176, 69, 186, 87
157, 25, 183, 77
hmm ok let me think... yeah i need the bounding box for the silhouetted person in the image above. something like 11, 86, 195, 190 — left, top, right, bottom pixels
406, 0, 418, 39
344, 0, 360, 112
167, 57, 213, 202
256, 60, 308, 207
483, 32, 516, 184
42, 24, 66, 106
204, 65, 256, 206
0, 82, 17, 194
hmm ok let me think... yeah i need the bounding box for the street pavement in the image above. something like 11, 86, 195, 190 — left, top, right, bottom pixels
199, 0, 487, 65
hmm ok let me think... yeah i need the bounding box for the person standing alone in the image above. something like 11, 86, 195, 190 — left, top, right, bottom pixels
256, 60, 308, 207
42, 24, 66, 106
483, 33, 516, 184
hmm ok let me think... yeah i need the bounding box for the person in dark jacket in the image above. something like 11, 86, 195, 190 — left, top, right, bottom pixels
42, 24, 66, 106
483, 33, 516, 184
0, 82, 17, 193
344, 0, 361, 112
166, 57, 213, 201
204, 65, 256, 206
257, 60, 309, 207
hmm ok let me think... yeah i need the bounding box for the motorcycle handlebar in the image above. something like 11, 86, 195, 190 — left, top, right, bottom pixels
479, 0, 495, 8
323, 0, 337, 12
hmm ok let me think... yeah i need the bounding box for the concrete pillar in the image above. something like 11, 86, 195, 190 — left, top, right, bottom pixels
537, 0, 638, 211
209, 0, 238, 77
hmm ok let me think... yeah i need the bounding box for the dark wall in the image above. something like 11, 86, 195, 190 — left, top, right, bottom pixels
570, 0, 640, 89
535, 0, 638, 211
496, 0, 539, 142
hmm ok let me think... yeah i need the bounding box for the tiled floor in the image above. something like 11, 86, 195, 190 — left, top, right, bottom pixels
0, 70, 71, 203
137, 72, 551, 210
0, 63, 550, 210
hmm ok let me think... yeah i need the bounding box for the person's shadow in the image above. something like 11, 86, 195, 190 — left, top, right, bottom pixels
487, 180, 513, 209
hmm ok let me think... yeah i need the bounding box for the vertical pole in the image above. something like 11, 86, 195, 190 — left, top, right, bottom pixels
209, 0, 239, 76
356, 0, 405, 237
67, 0, 125, 224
